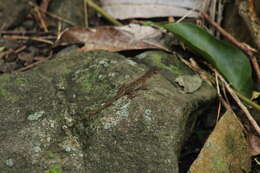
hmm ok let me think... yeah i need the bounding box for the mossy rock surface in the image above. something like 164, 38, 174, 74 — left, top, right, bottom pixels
0, 50, 216, 173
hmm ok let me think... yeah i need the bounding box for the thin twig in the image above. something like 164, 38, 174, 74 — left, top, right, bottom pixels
0, 50, 13, 59
201, 57, 260, 111
188, 58, 215, 85
217, 101, 221, 121
15, 60, 46, 72
14, 46, 27, 53
255, 158, 260, 165
185, 54, 260, 134
39, 0, 51, 30
219, 96, 232, 111
3, 35, 54, 45
251, 56, 260, 79
29, 2, 76, 26
215, 72, 232, 112
214, 69, 260, 135
84, 0, 123, 26
33, 7, 49, 32
0, 46, 27, 59
216, 0, 224, 38
84, 0, 89, 27
40, 0, 51, 13
44, 10, 76, 26
201, 12, 260, 79
176, 9, 195, 23
0, 30, 56, 36
221, 81, 230, 106
209, 0, 217, 35
215, 72, 222, 121
235, 91, 260, 111
176, 2, 203, 23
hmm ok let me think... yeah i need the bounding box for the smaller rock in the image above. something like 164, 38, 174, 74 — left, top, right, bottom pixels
189, 111, 251, 173
64, 145, 73, 152
5, 159, 14, 167
175, 75, 202, 93
32, 146, 42, 153
27, 111, 45, 121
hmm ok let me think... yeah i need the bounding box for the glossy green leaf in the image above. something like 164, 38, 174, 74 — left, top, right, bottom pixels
162, 23, 253, 98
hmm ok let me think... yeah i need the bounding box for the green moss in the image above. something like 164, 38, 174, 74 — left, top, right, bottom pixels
81, 78, 93, 92
15, 77, 28, 86
74, 65, 114, 95
78, 71, 98, 93
225, 134, 236, 153
149, 52, 163, 65
44, 164, 62, 173
47, 151, 57, 159
61, 66, 73, 74
0, 73, 11, 82
0, 74, 11, 96
0, 88, 8, 97
213, 156, 228, 172
169, 65, 182, 75
0, 88, 18, 103
136, 51, 189, 76
0, 75, 27, 102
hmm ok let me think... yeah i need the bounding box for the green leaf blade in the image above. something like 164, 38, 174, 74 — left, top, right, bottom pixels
163, 23, 253, 98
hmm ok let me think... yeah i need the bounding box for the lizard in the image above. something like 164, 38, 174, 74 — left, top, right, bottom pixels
78, 67, 161, 122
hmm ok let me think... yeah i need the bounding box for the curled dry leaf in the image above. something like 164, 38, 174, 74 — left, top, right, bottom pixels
56, 24, 172, 52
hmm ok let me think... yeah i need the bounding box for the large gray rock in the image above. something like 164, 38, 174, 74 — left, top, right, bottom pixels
0, 50, 216, 172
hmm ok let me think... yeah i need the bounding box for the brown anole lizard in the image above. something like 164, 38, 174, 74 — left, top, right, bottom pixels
79, 67, 161, 121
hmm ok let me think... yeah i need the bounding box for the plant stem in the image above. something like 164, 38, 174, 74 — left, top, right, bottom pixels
236, 91, 260, 111
84, 0, 123, 26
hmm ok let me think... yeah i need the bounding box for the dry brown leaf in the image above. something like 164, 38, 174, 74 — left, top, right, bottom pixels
248, 133, 260, 156
56, 24, 172, 52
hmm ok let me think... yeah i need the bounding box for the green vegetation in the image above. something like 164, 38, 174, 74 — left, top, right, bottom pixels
44, 164, 62, 173
163, 23, 253, 98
